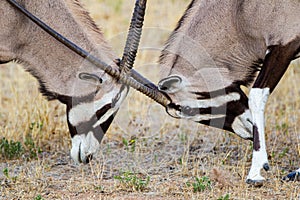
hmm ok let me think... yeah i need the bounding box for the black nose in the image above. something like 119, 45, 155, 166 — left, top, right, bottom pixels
85, 154, 93, 164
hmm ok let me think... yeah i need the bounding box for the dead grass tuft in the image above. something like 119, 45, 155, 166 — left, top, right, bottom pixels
210, 168, 235, 189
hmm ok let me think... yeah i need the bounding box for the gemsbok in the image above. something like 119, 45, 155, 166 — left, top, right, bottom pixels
0, 0, 151, 164
157, 0, 300, 184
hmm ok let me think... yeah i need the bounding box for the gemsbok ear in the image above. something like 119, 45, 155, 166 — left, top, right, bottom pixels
158, 75, 182, 93
79, 73, 103, 85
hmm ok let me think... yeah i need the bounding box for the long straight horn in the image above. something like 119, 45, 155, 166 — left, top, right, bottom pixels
6, 0, 170, 107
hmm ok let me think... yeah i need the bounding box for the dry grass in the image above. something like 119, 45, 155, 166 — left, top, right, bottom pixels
0, 0, 299, 199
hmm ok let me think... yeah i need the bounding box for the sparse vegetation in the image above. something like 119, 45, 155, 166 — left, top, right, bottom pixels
0, 0, 299, 199
218, 194, 230, 200
24, 134, 42, 159
186, 176, 212, 192
34, 194, 44, 200
0, 135, 42, 160
122, 137, 136, 152
2, 167, 18, 182
114, 171, 150, 192
0, 138, 23, 160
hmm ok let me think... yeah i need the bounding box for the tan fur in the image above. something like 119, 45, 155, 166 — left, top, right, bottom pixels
159, 0, 300, 97
0, 0, 120, 98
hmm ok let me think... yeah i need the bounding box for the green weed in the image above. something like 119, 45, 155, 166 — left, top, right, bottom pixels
218, 194, 230, 200
2, 167, 18, 182
0, 134, 42, 160
24, 134, 42, 159
0, 137, 23, 160
34, 194, 44, 200
114, 171, 150, 192
276, 123, 289, 134
3, 167, 9, 178
278, 147, 289, 159
122, 138, 136, 152
178, 132, 188, 143
186, 176, 212, 192
29, 121, 44, 132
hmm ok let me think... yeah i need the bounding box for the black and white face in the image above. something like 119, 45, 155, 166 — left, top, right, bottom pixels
63, 74, 129, 164
158, 74, 254, 140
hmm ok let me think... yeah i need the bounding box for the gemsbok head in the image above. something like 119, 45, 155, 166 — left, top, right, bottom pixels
0, 0, 149, 164
158, 0, 300, 185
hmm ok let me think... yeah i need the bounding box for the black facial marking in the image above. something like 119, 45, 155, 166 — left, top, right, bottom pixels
191, 84, 248, 100
166, 83, 252, 138
66, 103, 116, 146
96, 103, 112, 120
68, 103, 111, 135
65, 82, 127, 142
0, 60, 11, 64
199, 116, 234, 133
198, 96, 250, 135
189, 85, 250, 136
253, 124, 260, 151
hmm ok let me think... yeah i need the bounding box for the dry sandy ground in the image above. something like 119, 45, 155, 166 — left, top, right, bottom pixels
0, 0, 299, 199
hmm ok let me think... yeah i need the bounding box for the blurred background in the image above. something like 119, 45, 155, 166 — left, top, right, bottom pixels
0, 0, 299, 199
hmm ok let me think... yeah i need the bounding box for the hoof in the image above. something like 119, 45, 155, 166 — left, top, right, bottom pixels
246, 179, 264, 187
282, 171, 300, 182
263, 163, 270, 171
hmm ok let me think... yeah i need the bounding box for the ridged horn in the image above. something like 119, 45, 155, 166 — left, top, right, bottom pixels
120, 0, 158, 90
7, 0, 170, 107
121, 0, 146, 73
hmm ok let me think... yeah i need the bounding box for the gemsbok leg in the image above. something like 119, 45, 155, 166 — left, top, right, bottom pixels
246, 37, 300, 184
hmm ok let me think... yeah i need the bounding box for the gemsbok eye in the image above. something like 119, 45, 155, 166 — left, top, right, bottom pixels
182, 105, 196, 116
79, 72, 103, 84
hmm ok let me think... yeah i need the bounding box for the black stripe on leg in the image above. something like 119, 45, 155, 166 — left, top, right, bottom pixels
253, 124, 260, 151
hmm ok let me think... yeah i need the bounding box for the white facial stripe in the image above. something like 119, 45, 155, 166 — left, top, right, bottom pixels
180, 113, 226, 121
71, 131, 100, 164
68, 90, 117, 127
180, 92, 241, 109
93, 87, 128, 128
232, 109, 253, 139
168, 93, 240, 121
